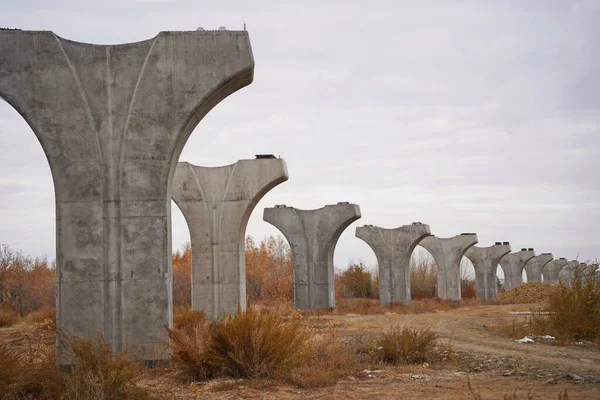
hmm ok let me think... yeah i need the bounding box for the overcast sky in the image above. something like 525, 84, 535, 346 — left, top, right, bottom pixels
1, 1, 598, 278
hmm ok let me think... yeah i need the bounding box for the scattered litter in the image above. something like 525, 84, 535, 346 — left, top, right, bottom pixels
516, 336, 534, 343
540, 335, 555, 340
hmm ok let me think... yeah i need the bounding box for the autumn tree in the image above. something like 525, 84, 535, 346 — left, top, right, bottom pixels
172, 242, 192, 306
245, 235, 293, 301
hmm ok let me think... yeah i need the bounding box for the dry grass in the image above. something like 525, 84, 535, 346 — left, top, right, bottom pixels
0, 308, 19, 327
303, 297, 460, 316
545, 275, 600, 344
288, 332, 365, 388
0, 340, 62, 399
169, 307, 310, 381
61, 334, 150, 399
0, 334, 150, 400
376, 325, 440, 365
24, 306, 56, 330
173, 305, 206, 333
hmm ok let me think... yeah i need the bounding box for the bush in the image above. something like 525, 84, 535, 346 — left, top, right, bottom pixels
0, 340, 62, 399
169, 307, 310, 381
545, 273, 600, 344
0, 308, 18, 327
338, 262, 375, 298
61, 334, 150, 400
25, 306, 56, 330
287, 333, 364, 388
173, 305, 206, 334
410, 253, 437, 299
377, 325, 440, 365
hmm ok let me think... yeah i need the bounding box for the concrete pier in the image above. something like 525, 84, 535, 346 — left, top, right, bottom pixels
523, 253, 554, 283
419, 233, 478, 301
464, 242, 511, 300
263, 203, 361, 310
355, 223, 431, 305
172, 157, 288, 319
558, 261, 579, 287
542, 258, 568, 284
0, 29, 254, 362
499, 249, 535, 291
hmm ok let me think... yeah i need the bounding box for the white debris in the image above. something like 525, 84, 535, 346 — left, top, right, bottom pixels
516, 336, 534, 343
540, 335, 555, 340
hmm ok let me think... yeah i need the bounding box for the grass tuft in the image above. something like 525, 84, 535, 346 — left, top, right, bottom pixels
169, 307, 310, 381
377, 325, 440, 365
0, 308, 19, 328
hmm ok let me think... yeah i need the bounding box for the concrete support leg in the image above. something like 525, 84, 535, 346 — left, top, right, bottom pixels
542, 258, 568, 284
523, 253, 554, 283
172, 157, 288, 319
464, 242, 511, 300
499, 249, 536, 291
557, 261, 579, 287
0, 29, 254, 362
263, 203, 361, 310
355, 223, 430, 305
419, 233, 478, 301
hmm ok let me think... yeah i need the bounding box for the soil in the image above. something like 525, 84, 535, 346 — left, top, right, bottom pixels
2, 303, 599, 399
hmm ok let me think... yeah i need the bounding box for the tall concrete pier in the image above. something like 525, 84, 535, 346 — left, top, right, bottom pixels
263, 203, 361, 310
172, 157, 288, 319
542, 258, 568, 284
523, 253, 554, 283
0, 29, 254, 361
419, 233, 478, 301
464, 242, 511, 300
558, 261, 579, 287
499, 249, 536, 291
355, 223, 431, 305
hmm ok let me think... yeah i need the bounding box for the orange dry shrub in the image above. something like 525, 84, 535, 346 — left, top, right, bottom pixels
172, 242, 192, 306
245, 235, 293, 301
410, 252, 437, 299
337, 262, 375, 299
0, 244, 55, 317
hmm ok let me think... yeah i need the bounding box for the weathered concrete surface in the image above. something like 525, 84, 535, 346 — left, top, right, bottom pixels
558, 261, 580, 287
263, 203, 361, 309
542, 258, 568, 284
0, 29, 254, 362
419, 233, 478, 301
355, 223, 431, 305
172, 157, 288, 319
499, 249, 536, 291
523, 253, 554, 283
464, 242, 511, 300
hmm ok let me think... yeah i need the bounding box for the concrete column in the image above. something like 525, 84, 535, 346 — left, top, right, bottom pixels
523, 253, 554, 283
355, 223, 431, 305
499, 249, 536, 291
419, 233, 478, 301
172, 157, 288, 319
542, 258, 568, 284
558, 261, 579, 287
464, 242, 511, 300
583, 263, 598, 278
0, 29, 254, 362
263, 203, 361, 310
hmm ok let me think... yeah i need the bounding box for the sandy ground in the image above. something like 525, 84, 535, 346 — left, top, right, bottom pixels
2, 303, 599, 399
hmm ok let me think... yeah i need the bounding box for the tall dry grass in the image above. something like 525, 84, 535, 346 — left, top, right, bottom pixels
0, 334, 151, 400
377, 325, 441, 365
169, 307, 310, 381
543, 268, 600, 344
